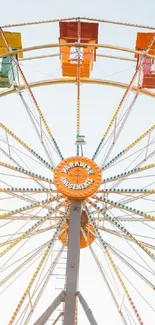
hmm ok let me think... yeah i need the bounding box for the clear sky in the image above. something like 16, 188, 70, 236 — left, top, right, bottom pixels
0, 0, 155, 325
0, 0, 154, 26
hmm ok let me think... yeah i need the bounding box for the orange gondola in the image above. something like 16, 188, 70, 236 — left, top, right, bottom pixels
59, 22, 98, 77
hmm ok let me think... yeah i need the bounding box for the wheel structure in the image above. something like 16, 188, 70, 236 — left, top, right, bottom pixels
0, 17, 155, 325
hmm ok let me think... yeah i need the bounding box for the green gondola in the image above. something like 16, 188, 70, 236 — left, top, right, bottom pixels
0, 55, 17, 88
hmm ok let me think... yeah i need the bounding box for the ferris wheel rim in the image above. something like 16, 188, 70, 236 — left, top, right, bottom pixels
1, 41, 155, 60
2, 16, 155, 30
0, 78, 155, 99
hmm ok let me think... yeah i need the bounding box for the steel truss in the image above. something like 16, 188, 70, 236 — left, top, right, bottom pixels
33, 200, 98, 325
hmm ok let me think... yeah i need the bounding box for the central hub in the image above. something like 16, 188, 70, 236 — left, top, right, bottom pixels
54, 156, 102, 199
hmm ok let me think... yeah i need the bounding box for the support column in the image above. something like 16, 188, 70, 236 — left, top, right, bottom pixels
78, 292, 98, 325
64, 200, 82, 325
33, 291, 64, 325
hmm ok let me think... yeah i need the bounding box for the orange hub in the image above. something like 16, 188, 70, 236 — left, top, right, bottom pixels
54, 156, 102, 200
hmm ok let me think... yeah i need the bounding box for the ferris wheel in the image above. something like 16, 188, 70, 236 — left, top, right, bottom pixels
0, 17, 155, 325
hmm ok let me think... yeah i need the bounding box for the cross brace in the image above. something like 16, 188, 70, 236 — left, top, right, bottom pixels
33, 200, 98, 325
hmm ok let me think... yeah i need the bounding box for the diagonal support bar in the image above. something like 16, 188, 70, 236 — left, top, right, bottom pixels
64, 200, 82, 325
78, 292, 98, 325
33, 291, 64, 325
51, 312, 64, 325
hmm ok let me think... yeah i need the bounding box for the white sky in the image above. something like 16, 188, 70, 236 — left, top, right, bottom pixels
0, 0, 155, 324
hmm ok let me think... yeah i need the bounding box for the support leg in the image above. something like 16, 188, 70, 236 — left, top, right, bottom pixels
78, 292, 98, 325
51, 312, 64, 325
63, 200, 82, 325
33, 291, 64, 325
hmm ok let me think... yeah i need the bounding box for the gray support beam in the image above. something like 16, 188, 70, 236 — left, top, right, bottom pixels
33, 291, 64, 325
51, 312, 64, 325
78, 292, 98, 325
63, 200, 82, 325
